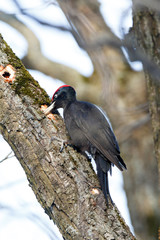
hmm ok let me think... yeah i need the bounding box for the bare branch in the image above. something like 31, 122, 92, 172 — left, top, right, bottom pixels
13, 0, 85, 48
0, 11, 86, 90
0, 151, 14, 163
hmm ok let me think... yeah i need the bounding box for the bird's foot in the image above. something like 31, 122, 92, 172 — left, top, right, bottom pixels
51, 136, 68, 152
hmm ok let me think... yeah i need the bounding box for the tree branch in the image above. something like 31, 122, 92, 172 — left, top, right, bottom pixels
0, 151, 14, 163
0, 11, 86, 86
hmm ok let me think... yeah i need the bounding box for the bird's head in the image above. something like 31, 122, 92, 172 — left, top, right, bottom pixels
44, 85, 76, 115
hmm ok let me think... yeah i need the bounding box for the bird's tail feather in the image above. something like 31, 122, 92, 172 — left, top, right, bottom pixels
95, 154, 113, 204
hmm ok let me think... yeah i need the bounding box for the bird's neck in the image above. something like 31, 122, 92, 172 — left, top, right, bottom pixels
63, 98, 77, 112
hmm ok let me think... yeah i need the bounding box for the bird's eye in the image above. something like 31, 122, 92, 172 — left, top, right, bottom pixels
54, 94, 58, 99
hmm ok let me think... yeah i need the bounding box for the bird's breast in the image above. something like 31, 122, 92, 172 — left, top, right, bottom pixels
64, 110, 90, 151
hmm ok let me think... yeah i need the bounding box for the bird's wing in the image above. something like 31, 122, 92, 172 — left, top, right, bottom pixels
72, 102, 125, 170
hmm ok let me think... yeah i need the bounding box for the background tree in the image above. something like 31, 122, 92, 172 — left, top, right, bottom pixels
0, 0, 159, 239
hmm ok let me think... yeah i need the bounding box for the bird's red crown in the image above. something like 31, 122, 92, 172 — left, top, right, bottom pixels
52, 85, 71, 101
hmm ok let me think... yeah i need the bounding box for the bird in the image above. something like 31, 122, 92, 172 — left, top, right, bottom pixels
44, 85, 126, 204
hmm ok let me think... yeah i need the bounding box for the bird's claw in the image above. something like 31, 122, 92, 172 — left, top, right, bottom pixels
60, 140, 68, 152
51, 136, 68, 152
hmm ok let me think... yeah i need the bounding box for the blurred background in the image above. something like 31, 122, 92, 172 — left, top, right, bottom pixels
0, 0, 159, 240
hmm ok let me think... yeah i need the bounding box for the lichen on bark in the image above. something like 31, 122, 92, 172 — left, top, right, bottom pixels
0, 34, 50, 106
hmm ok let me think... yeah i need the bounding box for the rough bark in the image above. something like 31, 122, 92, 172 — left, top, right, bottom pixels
0, 34, 136, 239
132, 7, 160, 182
126, 5, 160, 240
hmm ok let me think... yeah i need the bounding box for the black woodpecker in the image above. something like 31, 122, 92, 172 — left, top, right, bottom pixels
44, 85, 127, 204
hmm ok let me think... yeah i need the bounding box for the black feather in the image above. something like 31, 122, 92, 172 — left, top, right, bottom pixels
95, 153, 113, 204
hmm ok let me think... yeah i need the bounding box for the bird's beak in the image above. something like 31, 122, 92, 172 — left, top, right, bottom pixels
44, 102, 55, 115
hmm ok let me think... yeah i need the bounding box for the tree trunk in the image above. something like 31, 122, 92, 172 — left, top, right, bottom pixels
133, 7, 160, 182
0, 34, 135, 239
55, 1, 159, 239
125, 4, 160, 240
